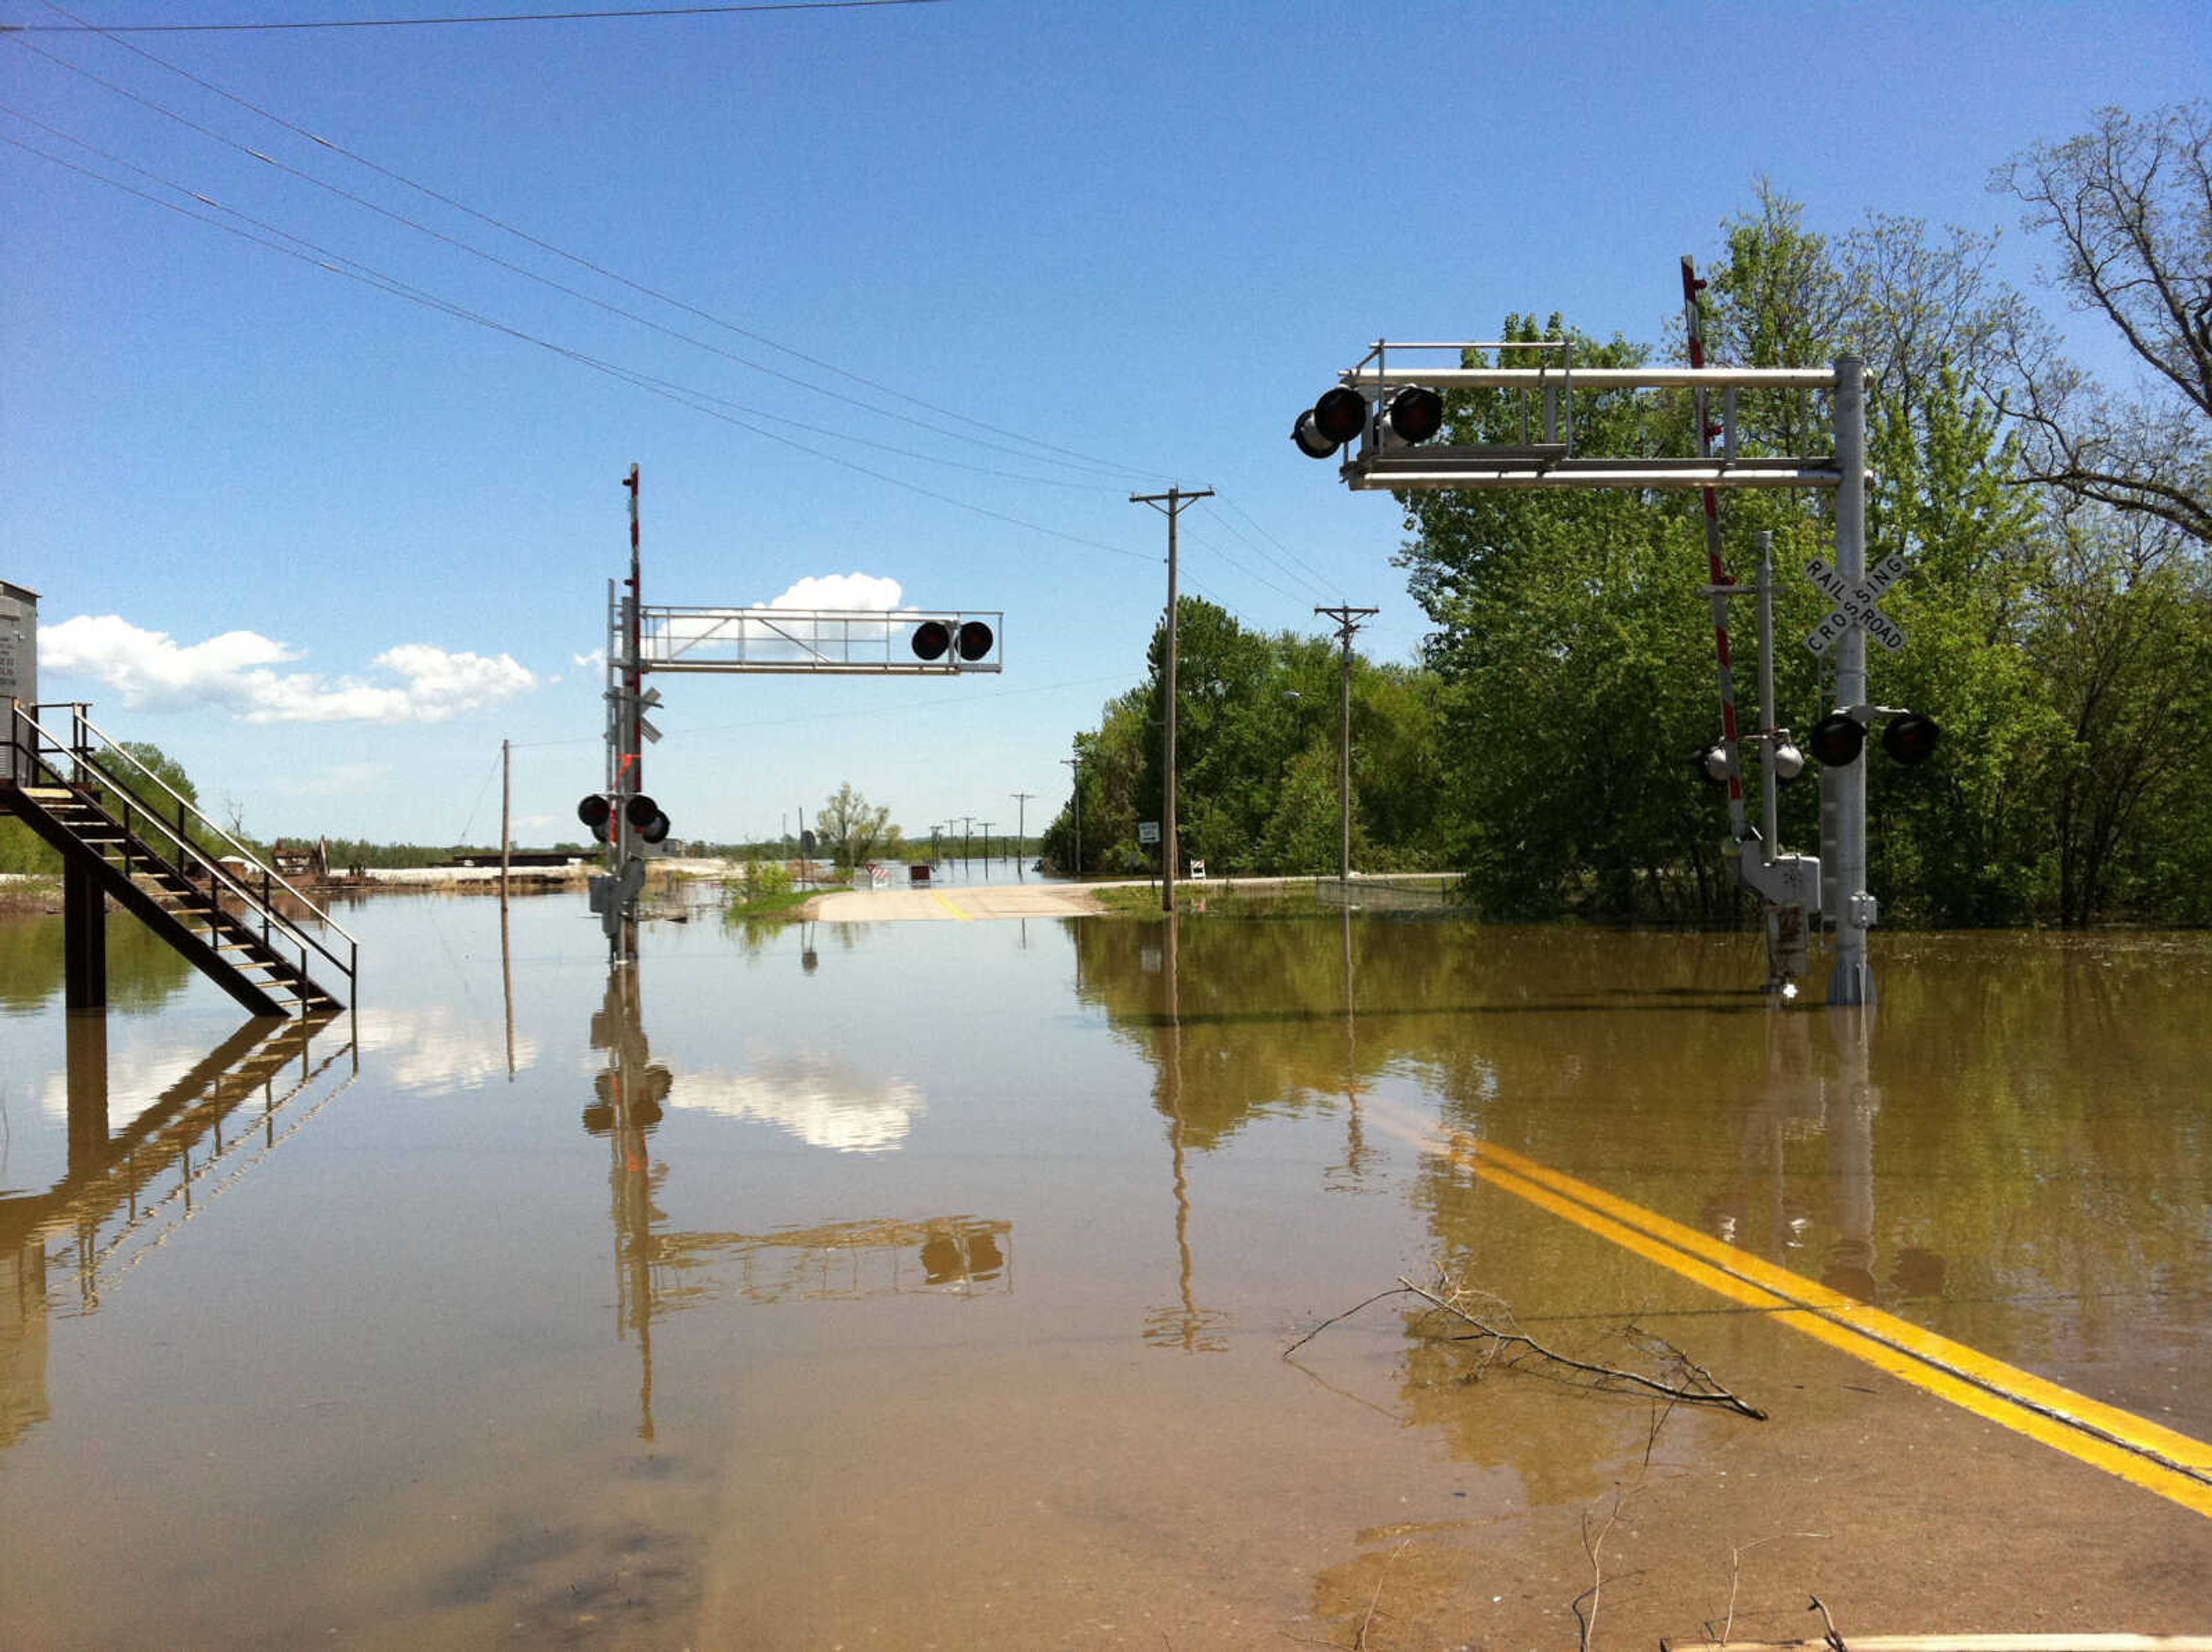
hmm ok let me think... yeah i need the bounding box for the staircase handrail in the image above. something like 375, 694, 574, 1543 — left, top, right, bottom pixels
12, 702, 358, 991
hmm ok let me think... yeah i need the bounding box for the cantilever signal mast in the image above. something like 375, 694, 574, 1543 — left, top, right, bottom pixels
588, 465, 1004, 960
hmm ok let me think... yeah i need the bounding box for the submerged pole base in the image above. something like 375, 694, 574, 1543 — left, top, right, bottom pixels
1827, 953, 1877, 1006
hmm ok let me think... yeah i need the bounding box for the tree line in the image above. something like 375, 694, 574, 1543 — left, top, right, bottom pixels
1043, 101, 2211, 928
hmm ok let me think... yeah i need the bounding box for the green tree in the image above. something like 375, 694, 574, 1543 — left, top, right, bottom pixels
816, 782, 899, 870
2, 739, 212, 873
2022, 503, 2212, 923
1399, 319, 1752, 919
1863, 365, 2052, 924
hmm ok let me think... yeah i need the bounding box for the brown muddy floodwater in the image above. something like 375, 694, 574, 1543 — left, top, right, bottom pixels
2, 895, 2208, 1650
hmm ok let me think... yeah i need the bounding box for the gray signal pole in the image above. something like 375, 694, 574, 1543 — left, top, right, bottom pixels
1314, 604, 1378, 888
1132, 486, 1213, 913
1830, 356, 1873, 1005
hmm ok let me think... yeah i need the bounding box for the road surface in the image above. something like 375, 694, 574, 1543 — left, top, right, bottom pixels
805, 880, 1124, 921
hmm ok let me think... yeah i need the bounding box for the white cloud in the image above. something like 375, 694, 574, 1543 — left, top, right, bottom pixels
764, 573, 904, 612
270, 760, 395, 798
355, 1004, 539, 1090
41, 615, 537, 724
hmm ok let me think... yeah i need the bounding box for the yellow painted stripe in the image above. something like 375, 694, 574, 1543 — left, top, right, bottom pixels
1464, 1152, 2212, 1517
928, 892, 974, 921
1471, 1138, 2212, 1477
1356, 1097, 2212, 1516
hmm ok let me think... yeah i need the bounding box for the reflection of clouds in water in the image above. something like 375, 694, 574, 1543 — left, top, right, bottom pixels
37, 1044, 208, 1120
354, 1006, 537, 1092
671, 1058, 924, 1153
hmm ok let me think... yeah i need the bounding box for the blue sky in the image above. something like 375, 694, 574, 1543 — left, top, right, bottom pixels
4, 0, 2206, 848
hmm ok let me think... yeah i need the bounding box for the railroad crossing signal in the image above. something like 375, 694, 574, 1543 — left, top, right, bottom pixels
910, 617, 995, 665
1808, 708, 1942, 769
1806, 552, 1908, 654
1291, 384, 1446, 460
579, 792, 669, 845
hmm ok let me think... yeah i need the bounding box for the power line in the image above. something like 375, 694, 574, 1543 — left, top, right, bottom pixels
1210, 491, 1345, 598
2, 0, 946, 33
2, 128, 1161, 562
9, 0, 1173, 484
5, 36, 1152, 489
11, 95, 1119, 493
509, 669, 1137, 749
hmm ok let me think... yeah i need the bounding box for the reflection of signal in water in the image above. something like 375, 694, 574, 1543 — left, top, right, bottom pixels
1141, 1303, 1232, 1354
713, 1217, 1014, 1305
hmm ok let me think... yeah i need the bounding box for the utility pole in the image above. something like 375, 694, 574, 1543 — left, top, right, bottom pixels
979, 821, 994, 867
1011, 791, 1033, 877
1062, 754, 1083, 878
1313, 604, 1377, 889
499, 737, 512, 905
1132, 486, 1213, 913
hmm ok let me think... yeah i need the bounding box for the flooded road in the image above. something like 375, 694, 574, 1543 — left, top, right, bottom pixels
2, 896, 2207, 1649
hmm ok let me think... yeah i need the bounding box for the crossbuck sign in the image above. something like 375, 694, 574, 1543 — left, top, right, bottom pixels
1805, 551, 1908, 654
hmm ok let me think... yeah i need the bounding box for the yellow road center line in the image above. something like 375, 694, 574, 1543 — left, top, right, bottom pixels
928, 892, 974, 921
1357, 1097, 2212, 1517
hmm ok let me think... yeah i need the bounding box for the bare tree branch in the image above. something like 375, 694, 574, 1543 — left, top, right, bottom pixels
1992, 102, 2212, 543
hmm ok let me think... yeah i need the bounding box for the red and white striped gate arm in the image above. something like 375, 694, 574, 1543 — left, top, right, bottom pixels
1681, 257, 1750, 843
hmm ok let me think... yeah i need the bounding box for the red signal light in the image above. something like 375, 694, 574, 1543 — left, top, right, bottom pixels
1808, 712, 1866, 767
1881, 713, 1941, 767
1292, 387, 1371, 459
1385, 385, 1445, 444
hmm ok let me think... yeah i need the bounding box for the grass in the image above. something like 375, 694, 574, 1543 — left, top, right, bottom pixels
722, 885, 815, 922
1090, 880, 1341, 919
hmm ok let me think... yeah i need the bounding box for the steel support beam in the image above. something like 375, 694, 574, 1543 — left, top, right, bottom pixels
63, 855, 105, 1010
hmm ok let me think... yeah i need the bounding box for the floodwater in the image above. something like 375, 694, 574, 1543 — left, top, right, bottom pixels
2, 895, 2207, 1650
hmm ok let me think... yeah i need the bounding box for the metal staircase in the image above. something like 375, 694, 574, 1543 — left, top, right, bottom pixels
3, 702, 355, 1017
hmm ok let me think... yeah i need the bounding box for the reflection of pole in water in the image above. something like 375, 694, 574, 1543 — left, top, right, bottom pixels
1704, 1005, 1944, 1307
1327, 907, 1372, 1191
1822, 1007, 1880, 1301
1704, 1006, 1815, 1252
499, 898, 516, 1082
1145, 916, 1228, 1352
587, 963, 668, 1442
65, 1012, 108, 1182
